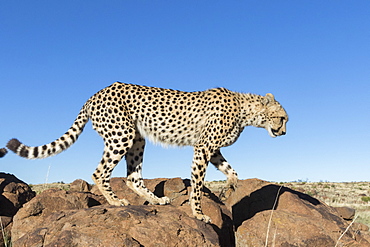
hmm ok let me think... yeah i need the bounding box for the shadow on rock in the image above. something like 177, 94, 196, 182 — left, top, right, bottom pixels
232, 184, 320, 229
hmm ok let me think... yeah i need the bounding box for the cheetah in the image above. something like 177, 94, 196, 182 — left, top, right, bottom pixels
5, 82, 288, 222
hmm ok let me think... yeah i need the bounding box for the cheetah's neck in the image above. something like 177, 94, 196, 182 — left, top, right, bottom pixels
236, 93, 265, 127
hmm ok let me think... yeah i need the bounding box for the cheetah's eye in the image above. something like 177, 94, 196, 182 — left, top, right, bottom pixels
271, 116, 285, 125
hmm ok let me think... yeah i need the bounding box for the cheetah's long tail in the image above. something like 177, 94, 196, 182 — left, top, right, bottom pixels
0, 148, 7, 158
6, 104, 90, 159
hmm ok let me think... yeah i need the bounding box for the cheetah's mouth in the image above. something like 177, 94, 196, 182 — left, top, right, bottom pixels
270, 127, 286, 137
269, 127, 280, 138
270, 130, 278, 138
266, 127, 277, 138
271, 129, 279, 137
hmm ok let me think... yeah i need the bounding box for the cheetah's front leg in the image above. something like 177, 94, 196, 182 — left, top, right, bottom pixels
210, 150, 238, 200
190, 146, 212, 223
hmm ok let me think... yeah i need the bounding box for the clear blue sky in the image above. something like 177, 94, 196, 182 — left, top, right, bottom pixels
1, 1, 369, 184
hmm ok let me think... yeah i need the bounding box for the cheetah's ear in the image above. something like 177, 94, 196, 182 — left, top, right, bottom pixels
262, 93, 275, 105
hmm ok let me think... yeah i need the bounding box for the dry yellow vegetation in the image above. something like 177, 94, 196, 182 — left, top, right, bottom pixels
283, 181, 370, 226
29, 182, 70, 194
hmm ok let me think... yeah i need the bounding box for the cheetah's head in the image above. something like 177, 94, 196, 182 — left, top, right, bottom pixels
258, 93, 288, 138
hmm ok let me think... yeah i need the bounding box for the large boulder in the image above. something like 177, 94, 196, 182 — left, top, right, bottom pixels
224, 179, 370, 247
69, 179, 92, 192
0, 173, 36, 217
97, 177, 234, 246
13, 204, 220, 247
0, 173, 35, 247
12, 178, 234, 247
10, 177, 370, 246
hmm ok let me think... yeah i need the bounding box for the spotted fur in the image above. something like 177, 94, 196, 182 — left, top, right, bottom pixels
0, 148, 7, 158
6, 82, 288, 222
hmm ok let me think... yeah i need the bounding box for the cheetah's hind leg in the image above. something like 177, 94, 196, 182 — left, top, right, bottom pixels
92, 128, 136, 207
125, 133, 170, 205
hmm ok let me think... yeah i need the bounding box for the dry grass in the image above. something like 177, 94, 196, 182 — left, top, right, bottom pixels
265, 185, 282, 247
29, 182, 70, 194
281, 181, 370, 227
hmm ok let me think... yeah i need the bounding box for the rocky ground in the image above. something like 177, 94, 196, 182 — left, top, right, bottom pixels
206, 180, 370, 227
2, 173, 370, 246
283, 181, 370, 227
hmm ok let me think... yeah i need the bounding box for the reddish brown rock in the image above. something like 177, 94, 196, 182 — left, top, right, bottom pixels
335, 206, 356, 220
0, 173, 36, 217
107, 177, 234, 245
69, 179, 92, 192
13, 204, 221, 247
354, 222, 370, 232
224, 179, 370, 247
91, 177, 170, 205
163, 179, 234, 247
0, 173, 35, 247
10, 177, 370, 247
12, 178, 234, 246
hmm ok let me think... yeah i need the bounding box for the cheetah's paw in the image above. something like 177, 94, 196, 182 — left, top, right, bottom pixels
194, 213, 212, 223
119, 199, 130, 206
157, 196, 171, 205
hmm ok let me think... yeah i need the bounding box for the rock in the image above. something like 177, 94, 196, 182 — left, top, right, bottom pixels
107, 177, 234, 245
166, 179, 234, 247
0, 173, 36, 217
0, 173, 35, 247
354, 222, 370, 232
163, 177, 189, 198
91, 177, 172, 205
0, 216, 12, 229
69, 179, 92, 192
12, 178, 234, 247
11, 188, 108, 243
224, 179, 370, 247
335, 206, 356, 220
12, 188, 106, 228
13, 205, 221, 247
353, 222, 370, 243
10, 177, 370, 246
